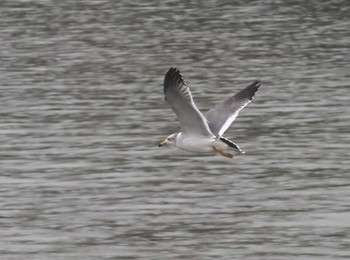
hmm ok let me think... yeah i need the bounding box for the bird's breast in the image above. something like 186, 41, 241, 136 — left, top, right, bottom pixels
175, 135, 215, 153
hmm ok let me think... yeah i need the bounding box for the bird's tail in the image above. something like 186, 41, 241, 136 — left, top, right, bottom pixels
219, 137, 245, 154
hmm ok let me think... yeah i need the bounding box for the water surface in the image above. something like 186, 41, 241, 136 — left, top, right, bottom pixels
0, 0, 349, 259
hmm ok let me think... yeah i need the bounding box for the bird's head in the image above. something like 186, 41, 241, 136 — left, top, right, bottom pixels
158, 133, 178, 147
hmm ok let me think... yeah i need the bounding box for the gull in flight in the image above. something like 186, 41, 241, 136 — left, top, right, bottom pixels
158, 68, 260, 159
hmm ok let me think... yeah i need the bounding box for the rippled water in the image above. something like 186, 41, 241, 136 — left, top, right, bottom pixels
1, 0, 350, 259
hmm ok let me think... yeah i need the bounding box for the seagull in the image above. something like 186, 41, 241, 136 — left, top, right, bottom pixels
158, 67, 260, 159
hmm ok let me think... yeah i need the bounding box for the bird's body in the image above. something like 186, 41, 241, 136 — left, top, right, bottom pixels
159, 68, 260, 159
167, 133, 241, 155
174, 133, 215, 153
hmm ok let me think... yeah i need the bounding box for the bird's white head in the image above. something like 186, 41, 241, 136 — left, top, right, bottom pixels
158, 133, 178, 147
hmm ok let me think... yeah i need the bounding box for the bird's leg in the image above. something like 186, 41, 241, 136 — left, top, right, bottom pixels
212, 146, 234, 159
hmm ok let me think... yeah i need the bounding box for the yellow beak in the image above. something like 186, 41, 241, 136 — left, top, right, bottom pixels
158, 140, 167, 147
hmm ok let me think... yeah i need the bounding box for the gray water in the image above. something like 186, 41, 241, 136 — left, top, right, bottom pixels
1, 1, 350, 259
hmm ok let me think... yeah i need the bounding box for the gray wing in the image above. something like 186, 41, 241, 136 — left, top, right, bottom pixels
205, 81, 261, 137
164, 68, 214, 137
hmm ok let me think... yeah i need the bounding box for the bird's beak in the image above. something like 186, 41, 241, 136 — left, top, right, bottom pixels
158, 140, 167, 147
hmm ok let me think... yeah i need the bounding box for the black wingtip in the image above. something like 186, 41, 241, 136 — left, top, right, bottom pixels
165, 67, 182, 81
250, 81, 261, 99
164, 67, 186, 97
233, 80, 261, 101
251, 80, 261, 90
252, 80, 261, 87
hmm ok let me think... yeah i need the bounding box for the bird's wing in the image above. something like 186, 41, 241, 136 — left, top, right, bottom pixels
205, 81, 261, 137
164, 68, 214, 137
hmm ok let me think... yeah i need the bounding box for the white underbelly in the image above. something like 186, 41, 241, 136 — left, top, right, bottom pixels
176, 136, 216, 153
